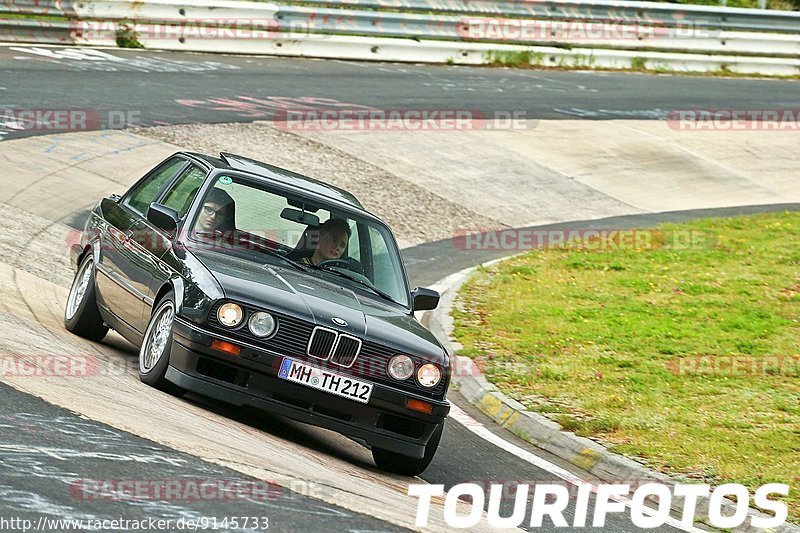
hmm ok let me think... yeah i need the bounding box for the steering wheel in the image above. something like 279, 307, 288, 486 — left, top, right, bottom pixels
317, 258, 351, 269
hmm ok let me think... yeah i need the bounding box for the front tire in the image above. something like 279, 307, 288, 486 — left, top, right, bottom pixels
139, 292, 184, 396
64, 253, 108, 342
372, 420, 444, 476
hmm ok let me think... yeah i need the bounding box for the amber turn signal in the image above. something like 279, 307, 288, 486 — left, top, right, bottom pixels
211, 339, 241, 356
405, 398, 433, 414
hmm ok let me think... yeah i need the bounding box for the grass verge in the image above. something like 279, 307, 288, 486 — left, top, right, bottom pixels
0, 13, 70, 22
452, 212, 800, 522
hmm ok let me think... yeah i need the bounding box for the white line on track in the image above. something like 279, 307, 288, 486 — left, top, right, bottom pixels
447, 403, 704, 532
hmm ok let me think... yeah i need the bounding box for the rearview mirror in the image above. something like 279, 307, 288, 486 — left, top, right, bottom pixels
281, 207, 320, 227
287, 199, 320, 212
411, 287, 440, 311
147, 203, 180, 238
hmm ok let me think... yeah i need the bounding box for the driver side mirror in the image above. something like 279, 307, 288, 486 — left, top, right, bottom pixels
147, 202, 180, 238
411, 287, 440, 311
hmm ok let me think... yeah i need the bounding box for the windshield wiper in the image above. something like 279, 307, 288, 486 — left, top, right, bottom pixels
314, 265, 398, 304
260, 249, 312, 273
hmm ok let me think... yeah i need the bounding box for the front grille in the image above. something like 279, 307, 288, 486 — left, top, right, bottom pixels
307, 327, 337, 359
330, 335, 361, 367
207, 302, 447, 398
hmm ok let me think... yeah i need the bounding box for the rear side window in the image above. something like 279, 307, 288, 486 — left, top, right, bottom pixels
160, 165, 207, 218
126, 158, 185, 215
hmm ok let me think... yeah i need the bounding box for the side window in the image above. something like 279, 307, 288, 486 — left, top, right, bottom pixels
160, 165, 207, 219
125, 158, 185, 215
368, 226, 401, 298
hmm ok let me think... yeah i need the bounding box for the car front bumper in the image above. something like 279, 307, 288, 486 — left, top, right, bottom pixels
167, 317, 450, 459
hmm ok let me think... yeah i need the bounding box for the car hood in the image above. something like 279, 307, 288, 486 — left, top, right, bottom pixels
191, 249, 446, 360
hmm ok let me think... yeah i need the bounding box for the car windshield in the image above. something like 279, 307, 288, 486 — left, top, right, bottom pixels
187, 173, 410, 307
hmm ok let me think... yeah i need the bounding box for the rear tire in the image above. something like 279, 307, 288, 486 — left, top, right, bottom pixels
138, 291, 185, 396
64, 253, 108, 342
372, 420, 444, 476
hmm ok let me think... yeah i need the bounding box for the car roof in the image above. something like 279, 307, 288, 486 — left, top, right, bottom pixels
184, 151, 366, 212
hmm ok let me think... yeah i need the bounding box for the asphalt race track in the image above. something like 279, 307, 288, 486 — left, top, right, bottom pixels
2, 45, 800, 140
1, 45, 799, 532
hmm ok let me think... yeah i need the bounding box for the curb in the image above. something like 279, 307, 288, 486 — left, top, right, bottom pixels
420, 260, 798, 533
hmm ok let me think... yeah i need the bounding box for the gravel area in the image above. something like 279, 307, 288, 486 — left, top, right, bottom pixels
129, 122, 504, 247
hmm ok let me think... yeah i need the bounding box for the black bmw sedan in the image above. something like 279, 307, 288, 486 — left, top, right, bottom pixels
64, 151, 450, 475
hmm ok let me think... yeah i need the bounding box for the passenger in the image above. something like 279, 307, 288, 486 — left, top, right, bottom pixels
196, 188, 235, 233
302, 218, 351, 266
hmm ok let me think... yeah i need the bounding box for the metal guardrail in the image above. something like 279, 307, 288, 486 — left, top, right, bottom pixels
0, 0, 75, 16
0, 0, 798, 74
276, 0, 800, 33
1, 0, 280, 19
272, 6, 800, 56
74, 0, 279, 22
0, 0, 281, 44
0, 17, 72, 43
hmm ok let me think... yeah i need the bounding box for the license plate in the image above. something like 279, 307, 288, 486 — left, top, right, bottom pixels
278, 357, 373, 404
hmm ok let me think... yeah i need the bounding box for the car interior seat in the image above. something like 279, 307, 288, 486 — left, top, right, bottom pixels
216, 199, 236, 232
286, 224, 320, 262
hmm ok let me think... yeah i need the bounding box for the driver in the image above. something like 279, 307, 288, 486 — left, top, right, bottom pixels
302, 218, 350, 266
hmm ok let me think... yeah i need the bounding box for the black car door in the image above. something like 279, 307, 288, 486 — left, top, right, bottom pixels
139, 163, 208, 323
95, 157, 188, 333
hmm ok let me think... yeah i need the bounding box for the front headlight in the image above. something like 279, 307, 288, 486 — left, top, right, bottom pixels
388, 354, 414, 380
217, 302, 243, 327
417, 364, 442, 388
248, 311, 276, 337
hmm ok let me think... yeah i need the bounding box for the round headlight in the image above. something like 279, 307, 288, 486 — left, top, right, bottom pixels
248, 311, 276, 337
417, 364, 442, 388
388, 354, 414, 380
217, 303, 243, 327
